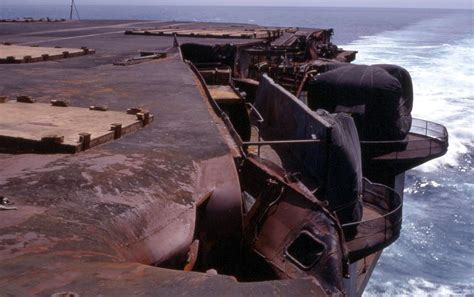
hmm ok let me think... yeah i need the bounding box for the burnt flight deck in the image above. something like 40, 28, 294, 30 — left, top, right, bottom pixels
0, 20, 447, 296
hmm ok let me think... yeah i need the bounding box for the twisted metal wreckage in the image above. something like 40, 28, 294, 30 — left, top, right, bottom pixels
0, 21, 448, 296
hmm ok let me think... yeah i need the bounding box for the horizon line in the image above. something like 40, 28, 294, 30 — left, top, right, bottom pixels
2, 3, 473, 10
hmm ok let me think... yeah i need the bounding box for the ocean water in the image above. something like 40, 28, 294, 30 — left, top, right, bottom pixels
341, 12, 474, 296
1, 5, 473, 296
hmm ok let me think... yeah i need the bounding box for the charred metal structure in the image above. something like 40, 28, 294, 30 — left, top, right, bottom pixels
0, 21, 448, 296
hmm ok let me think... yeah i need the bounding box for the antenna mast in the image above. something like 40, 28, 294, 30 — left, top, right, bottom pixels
69, 0, 80, 20
69, 0, 74, 20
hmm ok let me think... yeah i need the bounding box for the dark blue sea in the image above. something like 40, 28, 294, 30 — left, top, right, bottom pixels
1, 5, 473, 296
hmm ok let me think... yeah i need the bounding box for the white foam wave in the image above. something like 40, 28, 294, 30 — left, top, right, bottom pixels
342, 16, 474, 171
364, 278, 473, 297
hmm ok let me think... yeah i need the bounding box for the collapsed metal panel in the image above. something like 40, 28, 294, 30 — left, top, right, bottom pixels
238, 156, 346, 295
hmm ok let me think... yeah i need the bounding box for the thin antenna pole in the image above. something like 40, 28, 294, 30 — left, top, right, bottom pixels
69, 0, 74, 20
73, 0, 81, 20
69, 0, 80, 20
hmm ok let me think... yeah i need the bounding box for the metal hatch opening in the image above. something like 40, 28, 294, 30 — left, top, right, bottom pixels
286, 231, 325, 270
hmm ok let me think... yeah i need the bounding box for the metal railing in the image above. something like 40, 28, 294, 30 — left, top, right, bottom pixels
410, 118, 448, 141
341, 178, 403, 262
360, 118, 448, 159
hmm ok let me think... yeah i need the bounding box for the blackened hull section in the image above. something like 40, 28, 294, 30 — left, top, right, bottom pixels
239, 156, 347, 295
253, 75, 363, 226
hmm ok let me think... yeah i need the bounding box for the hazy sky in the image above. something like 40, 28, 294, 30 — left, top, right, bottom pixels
4, 0, 473, 9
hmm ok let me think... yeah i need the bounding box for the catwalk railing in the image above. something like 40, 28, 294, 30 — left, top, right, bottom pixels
360, 118, 448, 160
341, 178, 403, 263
